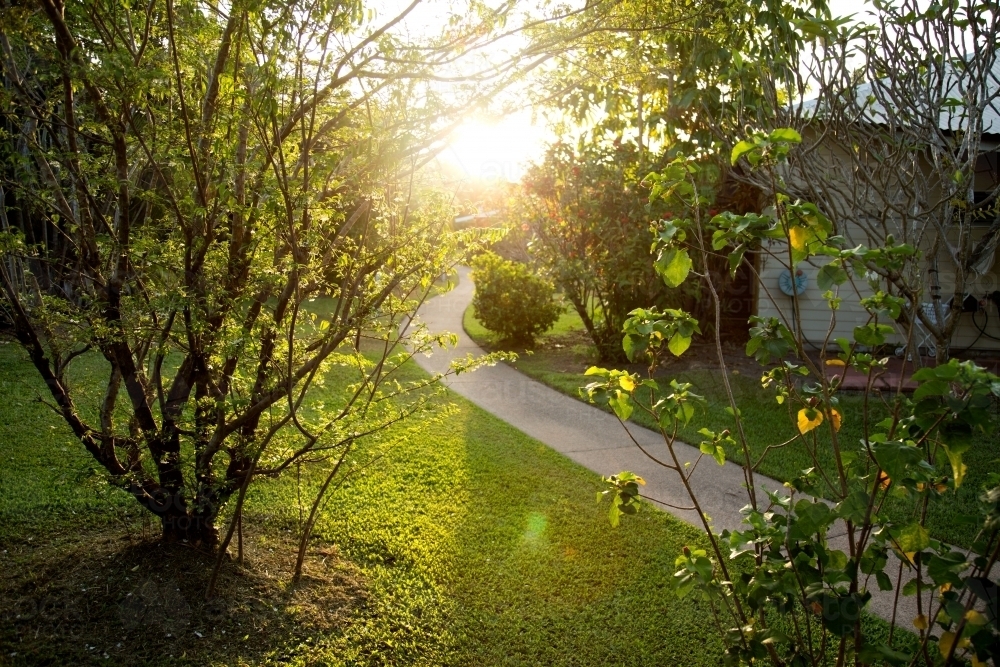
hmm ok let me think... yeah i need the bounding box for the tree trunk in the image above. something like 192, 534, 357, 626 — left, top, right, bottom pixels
159, 509, 219, 548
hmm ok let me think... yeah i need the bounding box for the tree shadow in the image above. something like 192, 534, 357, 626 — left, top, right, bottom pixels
1, 521, 367, 666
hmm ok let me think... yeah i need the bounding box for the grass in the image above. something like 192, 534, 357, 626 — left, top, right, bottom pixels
0, 340, 737, 666
463, 303, 1000, 550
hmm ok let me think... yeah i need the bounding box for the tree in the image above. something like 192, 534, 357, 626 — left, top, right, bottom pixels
0, 0, 526, 549
516, 139, 679, 361
515, 0, 799, 360
588, 138, 1000, 666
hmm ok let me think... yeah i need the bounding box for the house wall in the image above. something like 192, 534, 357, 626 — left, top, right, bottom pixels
752, 127, 1000, 353
756, 224, 1000, 353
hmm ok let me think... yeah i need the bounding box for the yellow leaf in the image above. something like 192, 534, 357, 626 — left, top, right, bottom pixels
636, 476, 647, 486
619, 375, 635, 392
939, 631, 956, 658
878, 472, 891, 490
913, 614, 928, 630
966, 610, 989, 626
790, 226, 808, 251
825, 359, 846, 366
829, 409, 842, 432
797, 408, 823, 434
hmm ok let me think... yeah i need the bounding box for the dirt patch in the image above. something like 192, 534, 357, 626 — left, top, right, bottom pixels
0, 520, 366, 666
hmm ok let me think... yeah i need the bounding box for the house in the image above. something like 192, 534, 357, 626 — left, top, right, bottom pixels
751, 55, 1000, 356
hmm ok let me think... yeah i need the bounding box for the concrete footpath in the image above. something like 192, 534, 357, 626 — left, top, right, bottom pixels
410, 266, 932, 626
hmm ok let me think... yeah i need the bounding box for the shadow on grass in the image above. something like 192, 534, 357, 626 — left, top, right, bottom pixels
1, 524, 366, 666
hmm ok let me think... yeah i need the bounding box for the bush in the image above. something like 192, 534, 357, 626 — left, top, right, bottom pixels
471, 252, 562, 345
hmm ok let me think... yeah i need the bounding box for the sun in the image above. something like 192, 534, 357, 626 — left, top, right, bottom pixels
440, 111, 550, 184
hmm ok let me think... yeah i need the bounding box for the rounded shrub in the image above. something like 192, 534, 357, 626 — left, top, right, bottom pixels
471, 252, 562, 345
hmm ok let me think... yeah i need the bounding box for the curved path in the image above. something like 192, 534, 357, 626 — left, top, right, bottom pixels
412, 268, 780, 533
411, 266, 927, 625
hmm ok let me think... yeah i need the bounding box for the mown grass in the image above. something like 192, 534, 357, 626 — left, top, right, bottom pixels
463, 304, 1000, 550
0, 340, 738, 666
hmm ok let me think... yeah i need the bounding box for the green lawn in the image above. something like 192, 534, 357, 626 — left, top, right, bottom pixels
0, 343, 732, 666
463, 303, 1000, 550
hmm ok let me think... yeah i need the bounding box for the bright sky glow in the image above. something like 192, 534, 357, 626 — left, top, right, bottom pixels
364, 0, 555, 183
439, 111, 551, 183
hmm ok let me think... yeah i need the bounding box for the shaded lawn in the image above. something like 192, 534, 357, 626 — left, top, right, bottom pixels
464, 304, 1000, 550
0, 343, 733, 666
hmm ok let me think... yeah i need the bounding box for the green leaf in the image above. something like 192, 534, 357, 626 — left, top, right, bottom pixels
699, 441, 726, 466
769, 128, 802, 144
896, 523, 930, 553
872, 441, 932, 485
859, 642, 911, 666
609, 392, 633, 421
622, 334, 645, 362
668, 332, 691, 356
834, 489, 870, 524
913, 379, 949, 401
788, 499, 833, 540
853, 323, 894, 347
927, 551, 970, 589
730, 139, 756, 165
656, 248, 692, 288
875, 571, 893, 591
608, 500, 622, 527
816, 263, 848, 290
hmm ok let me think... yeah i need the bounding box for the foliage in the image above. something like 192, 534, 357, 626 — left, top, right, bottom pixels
523, 0, 801, 154
463, 302, 1000, 551
585, 137, 1000, 666
516, 140, 686, 361
470, 252, 562, 345
0, 0, 517, 550
531, 0, 1000, 361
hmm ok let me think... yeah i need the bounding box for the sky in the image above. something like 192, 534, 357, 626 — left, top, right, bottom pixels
432, 0, 893, 184
434, 0, 880, 183
438, 111, 551, 183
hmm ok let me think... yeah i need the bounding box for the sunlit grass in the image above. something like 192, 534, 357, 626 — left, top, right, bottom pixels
463, 303, 1000, 550
1, 343, 735, 665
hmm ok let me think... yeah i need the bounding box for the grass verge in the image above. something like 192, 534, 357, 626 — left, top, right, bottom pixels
0, 341, 733, 666
463, 303, 1000, 550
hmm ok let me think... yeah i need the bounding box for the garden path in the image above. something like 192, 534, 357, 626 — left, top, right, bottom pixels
409, 266, 932, 627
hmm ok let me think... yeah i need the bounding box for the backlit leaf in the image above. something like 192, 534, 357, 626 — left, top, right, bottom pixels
797, 408, 823, 434
789, 226, 808, 252
668, 332, 691, 356
656, 248, 692, 288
